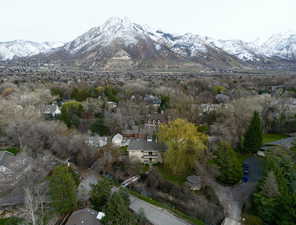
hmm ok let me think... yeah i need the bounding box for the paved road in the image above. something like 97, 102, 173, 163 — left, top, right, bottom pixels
129, 195, 190, 225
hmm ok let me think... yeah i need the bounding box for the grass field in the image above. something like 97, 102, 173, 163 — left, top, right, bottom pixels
262, 133, 289, 144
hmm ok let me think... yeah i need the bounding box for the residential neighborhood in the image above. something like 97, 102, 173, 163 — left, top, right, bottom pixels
1, 3, 296, 224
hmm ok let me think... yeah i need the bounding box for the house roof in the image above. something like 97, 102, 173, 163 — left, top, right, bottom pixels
40, 104, 60, 114
128, 139, 166, 152
112, 133, 123, 145
186, 175, 201, 185
144, 95, 161, 104
65, 208, 102, 225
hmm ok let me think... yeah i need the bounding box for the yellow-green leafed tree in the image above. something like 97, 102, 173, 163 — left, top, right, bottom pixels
158, 119, 208, 175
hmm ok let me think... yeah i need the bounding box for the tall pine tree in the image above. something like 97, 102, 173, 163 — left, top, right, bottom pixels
215, 142, 243, 185
48, 165, 78, 215
243, 111, 263, 153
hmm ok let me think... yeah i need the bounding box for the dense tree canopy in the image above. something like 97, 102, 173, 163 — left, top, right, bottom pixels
253, 147, 296, 225
60, 101, 84, 128
158, 119, 208, 175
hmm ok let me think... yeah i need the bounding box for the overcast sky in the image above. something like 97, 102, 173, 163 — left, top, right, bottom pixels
1, 0, 295, 43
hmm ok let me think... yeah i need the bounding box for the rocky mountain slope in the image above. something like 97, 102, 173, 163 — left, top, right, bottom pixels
1, 18, 296, 71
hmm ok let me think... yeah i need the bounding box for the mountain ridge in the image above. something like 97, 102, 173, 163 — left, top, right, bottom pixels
1, 17, 296, 71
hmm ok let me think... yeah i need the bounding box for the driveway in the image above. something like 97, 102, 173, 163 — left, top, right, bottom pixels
244, 157, 264, 183
202, 156, 264, 225
129, 195, 190, 225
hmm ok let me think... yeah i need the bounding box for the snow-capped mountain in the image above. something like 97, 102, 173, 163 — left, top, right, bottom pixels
207, 39, 263, 61
259, 31, 296, 60
0, 40, 64, 61
65, 17, 157, 54
58, 17, 245, 71
2, 17, 296, 71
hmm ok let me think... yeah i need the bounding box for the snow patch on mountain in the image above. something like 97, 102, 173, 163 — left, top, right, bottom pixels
260, 31, 296, 60
0, 40, 64, 60
207, 39, 262, 61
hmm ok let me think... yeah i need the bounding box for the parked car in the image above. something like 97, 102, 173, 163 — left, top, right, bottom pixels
242, 176, 249, 183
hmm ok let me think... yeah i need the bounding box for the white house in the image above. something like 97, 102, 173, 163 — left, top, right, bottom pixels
41, 104, 61, 118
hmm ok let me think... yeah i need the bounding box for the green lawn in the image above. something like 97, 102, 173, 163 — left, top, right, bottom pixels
156, 165, 189, 185
129, 190, 204, 225
0, 217, 23, 225
262, 133, 289, 145
0, 147, 20, 155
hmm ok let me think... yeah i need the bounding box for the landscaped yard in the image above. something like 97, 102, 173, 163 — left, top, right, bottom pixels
262, 133, 289, 144
156, 165, 189, 185
0, 147, 20, 155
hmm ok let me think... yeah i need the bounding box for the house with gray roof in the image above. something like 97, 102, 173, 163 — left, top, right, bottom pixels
128, 137, 166, 164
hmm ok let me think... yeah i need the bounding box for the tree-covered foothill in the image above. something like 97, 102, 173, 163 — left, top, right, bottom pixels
60, 101, 84, 128
90, 178, 112, 211
214, 142, 243, 185
252, 147, 296, 225
48, 165, 78, 215
158, 119, 208, 175
243, 111, 263, 153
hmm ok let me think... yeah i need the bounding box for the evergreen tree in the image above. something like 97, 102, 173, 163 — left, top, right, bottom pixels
102, 190, 136, 225
215, 142, 243, 185
243, 111, 263, 153
90, 178, 112, 211
48, 165, 78, 215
